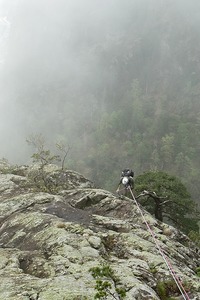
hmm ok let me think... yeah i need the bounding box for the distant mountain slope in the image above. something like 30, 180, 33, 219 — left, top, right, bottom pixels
1, 0, 200, 201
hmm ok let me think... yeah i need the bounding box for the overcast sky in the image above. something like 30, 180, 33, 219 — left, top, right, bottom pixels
0, 0, 199, 164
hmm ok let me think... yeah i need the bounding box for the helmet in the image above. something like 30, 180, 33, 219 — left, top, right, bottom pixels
122, 168, 134, 177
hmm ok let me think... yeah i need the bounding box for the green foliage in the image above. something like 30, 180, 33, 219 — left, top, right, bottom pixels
195, 267, 200, 277
160, 134, 175, 168
26, 166, 75, 194
26, 134, 72, 194
27, 134, 61, 167
135, 171, 200, 234
31, 150, 60, 166
155, 279, 191, 300
188, 230, 200, 248
56, 141, 71, 170
156, 281, 167, 299
89, 265, 126, 300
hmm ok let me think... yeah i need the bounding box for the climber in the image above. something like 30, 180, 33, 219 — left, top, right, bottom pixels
116, 168, 134, 195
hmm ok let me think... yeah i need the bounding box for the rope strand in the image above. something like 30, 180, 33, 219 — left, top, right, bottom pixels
128, 187, 191, 300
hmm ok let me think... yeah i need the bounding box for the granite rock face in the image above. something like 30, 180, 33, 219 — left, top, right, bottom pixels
0, 161, 199, 300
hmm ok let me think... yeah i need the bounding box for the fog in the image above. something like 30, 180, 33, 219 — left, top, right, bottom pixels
0, 0, 129, 163
0, 0, 200, 166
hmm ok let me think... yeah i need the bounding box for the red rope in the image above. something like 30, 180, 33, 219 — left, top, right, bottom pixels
128, 187, 191, 300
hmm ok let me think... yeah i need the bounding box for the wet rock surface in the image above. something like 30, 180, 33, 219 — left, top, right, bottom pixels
0, 162, 199, 299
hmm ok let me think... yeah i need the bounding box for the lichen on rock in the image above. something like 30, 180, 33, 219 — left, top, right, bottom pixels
0, 163, 199, 299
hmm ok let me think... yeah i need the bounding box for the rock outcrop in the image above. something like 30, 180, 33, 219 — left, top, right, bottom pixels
0, 161, 199, 300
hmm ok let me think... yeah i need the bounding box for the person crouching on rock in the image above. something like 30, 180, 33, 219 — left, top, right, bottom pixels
116, 168, 134, 197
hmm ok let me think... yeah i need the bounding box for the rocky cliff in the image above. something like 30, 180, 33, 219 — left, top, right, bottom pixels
0, 161, 199, 300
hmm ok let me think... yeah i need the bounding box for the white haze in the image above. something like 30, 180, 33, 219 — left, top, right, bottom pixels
0, 0, 127, 163
0, 0, 199, 163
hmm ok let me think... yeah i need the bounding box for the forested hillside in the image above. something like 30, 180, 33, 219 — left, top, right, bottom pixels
1, 0, 200, 201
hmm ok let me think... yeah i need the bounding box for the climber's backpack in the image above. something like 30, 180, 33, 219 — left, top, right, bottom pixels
121, 169, 134, 178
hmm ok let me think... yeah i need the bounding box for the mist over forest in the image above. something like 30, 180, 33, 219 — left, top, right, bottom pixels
0, 0, 200, 201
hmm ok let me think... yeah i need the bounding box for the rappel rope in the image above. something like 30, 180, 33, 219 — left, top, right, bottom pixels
127, 186, 191, 300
